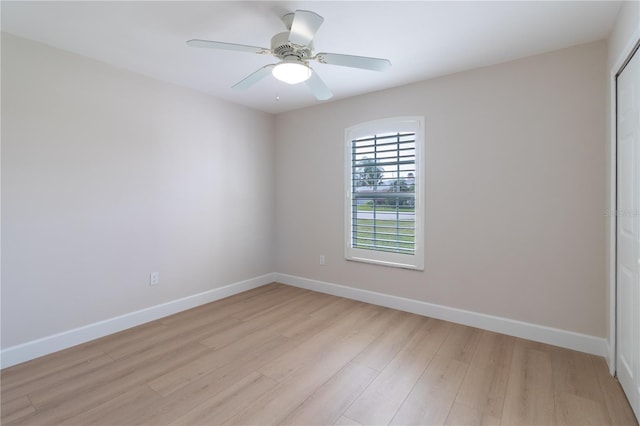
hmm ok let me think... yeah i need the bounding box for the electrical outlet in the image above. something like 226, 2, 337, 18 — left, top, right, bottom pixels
320, 255, 325, 265
150, 272, 159, 286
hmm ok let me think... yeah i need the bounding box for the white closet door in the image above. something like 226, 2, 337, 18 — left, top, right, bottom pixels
617, 43, 640, 421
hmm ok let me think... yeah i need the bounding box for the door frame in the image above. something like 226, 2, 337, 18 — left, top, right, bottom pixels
609, 31, 640, 376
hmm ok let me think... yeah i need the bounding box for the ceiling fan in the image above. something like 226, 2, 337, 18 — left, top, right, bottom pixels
186, 10, 391, 101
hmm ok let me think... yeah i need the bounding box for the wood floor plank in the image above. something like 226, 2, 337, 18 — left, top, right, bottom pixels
590, 355, 638, 426
130, 298, 342, 425
1, 353, 114, 403
228, 331, 378, 425
551, 346, 607, 404
148, 329, 288, 396
198, 316, 277, 351
454, 331, 515, 420
258, 303, 379, 382
227, 284, 304, 321
235, 288, 316, 322
158, 301, 246, 335
445, 402, 501, 426
23, 342, 212, 420
282, 291, 339, 316
387, 320, 482, 425
157, 283, 291, 329
500, 338, 555, 426
350, 307, 407, 338
334, 415, 364, 426
58, 384, 161, 426
196, 291, 331, 352
0, 396, 35, 424
351, 310, 424, 372
80, 321, 170, 355
307, 296, 363, 320
125, 337, 303, 425
1, 344, 109, 392
550, 346, 612, 424
345, 317, 451, 425
436, 322, 482, 363
167, 372, 278, 426
390, 354, 468, 425
104, 314, 240, 360
156, 283, 281, 326
280, 362, 379, 426
274, 312, 330, 339
556, 392, 612, 426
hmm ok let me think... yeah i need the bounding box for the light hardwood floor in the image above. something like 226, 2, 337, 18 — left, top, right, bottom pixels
1, 283, 637, 426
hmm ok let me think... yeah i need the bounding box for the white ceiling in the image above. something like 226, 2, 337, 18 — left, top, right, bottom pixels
1, 1, 622, 114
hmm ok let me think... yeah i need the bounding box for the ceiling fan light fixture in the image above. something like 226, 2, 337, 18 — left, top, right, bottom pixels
272, 61, 311, 84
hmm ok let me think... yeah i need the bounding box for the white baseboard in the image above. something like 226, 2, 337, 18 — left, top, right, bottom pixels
0, 273, 275, 369
275, 273, 609, 357
2, 271, 609, 369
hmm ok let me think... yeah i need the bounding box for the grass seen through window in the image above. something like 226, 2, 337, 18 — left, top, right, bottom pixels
352, 218, 415, 253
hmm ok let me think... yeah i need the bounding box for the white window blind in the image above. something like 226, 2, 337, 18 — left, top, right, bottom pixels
345, 117, 424, 270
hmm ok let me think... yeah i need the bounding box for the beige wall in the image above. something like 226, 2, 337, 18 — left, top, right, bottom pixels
275, 42, 607, 337
1, 33, 275, 348
1, 31, 612, 351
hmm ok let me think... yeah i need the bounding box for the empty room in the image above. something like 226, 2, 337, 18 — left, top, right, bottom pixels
1, 1, 639, 425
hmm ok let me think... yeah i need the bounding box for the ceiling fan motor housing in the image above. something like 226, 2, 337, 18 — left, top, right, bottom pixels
271, 32, 313, 61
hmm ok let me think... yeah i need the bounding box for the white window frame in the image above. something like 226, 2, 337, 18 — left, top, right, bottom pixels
344, 116, 425, 270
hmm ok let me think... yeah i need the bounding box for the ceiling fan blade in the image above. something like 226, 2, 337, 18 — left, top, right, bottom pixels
288, 10, 324, 46
316, 53, 391, 71
232, 64, 276, 90
187, 39, 269, 54
305, 70, 333, 101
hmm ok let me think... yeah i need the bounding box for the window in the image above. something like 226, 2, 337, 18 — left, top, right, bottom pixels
345, 117, 424, 270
